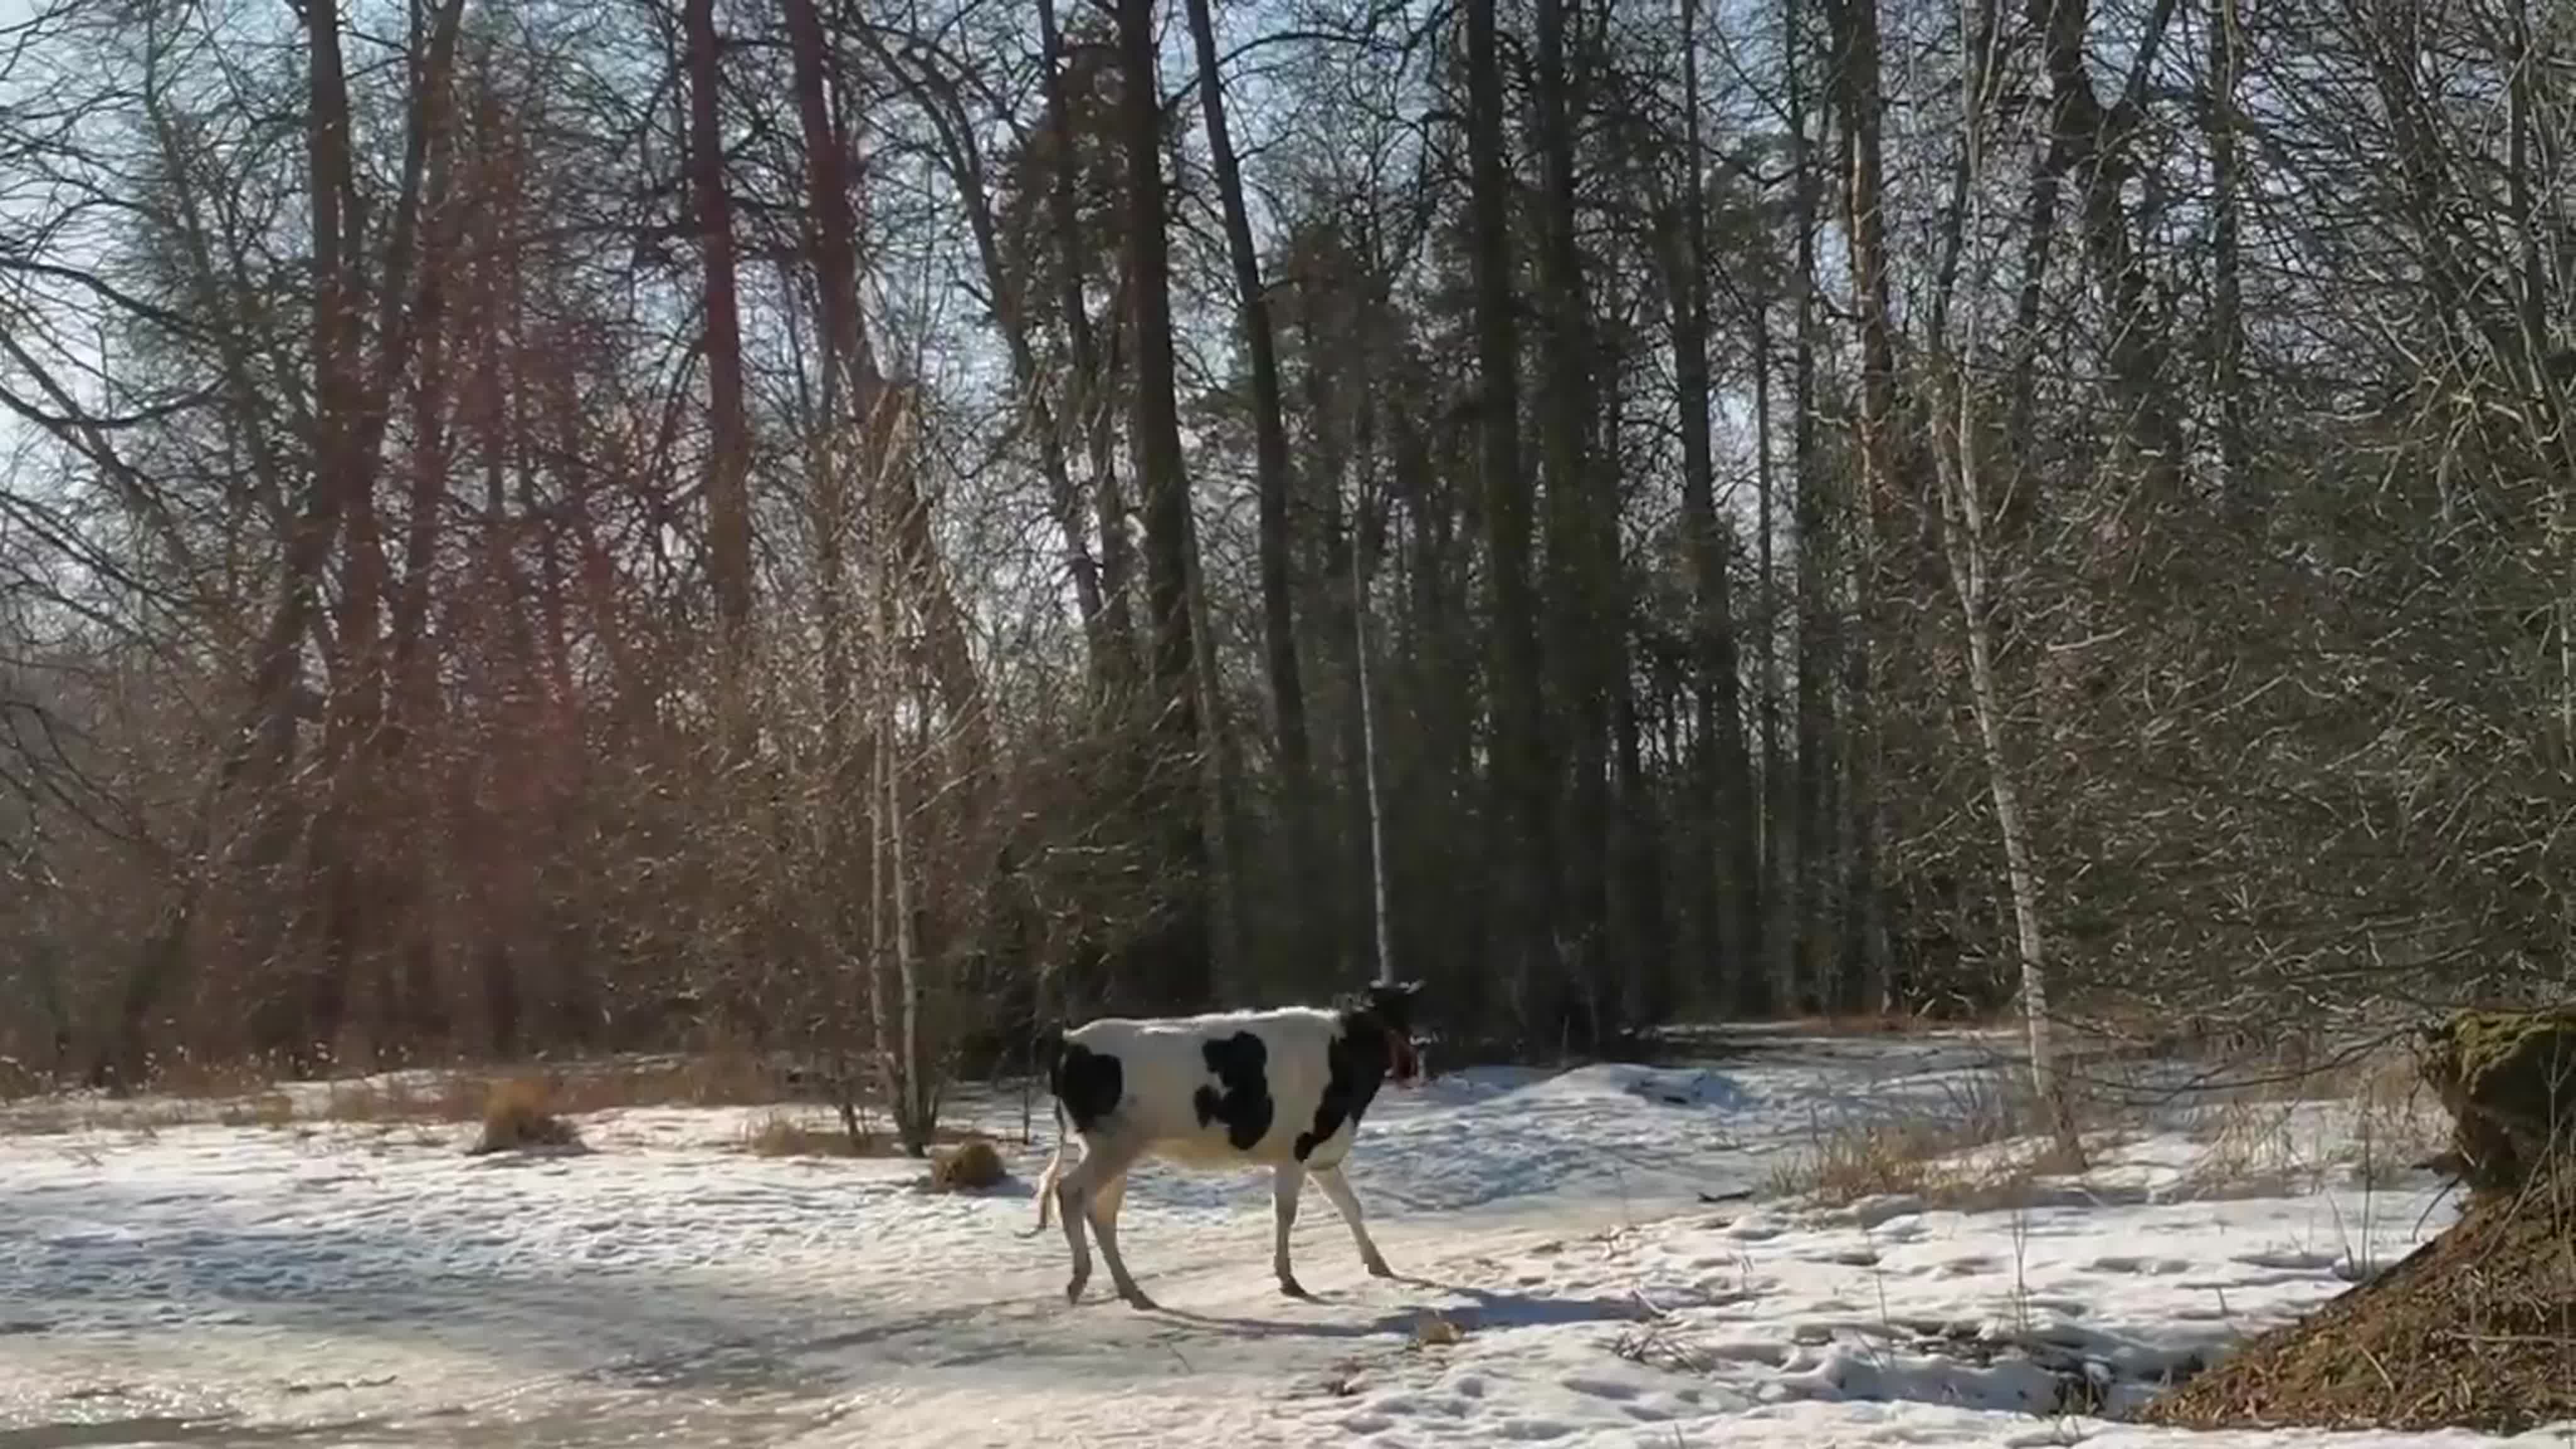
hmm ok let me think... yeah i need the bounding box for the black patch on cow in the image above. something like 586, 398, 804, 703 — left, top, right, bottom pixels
1052, 1042, 1124, 1133
1295, 1015, 1391, 1162
1192, 1031, 1275, 1151
1294, 982, 1426, 1163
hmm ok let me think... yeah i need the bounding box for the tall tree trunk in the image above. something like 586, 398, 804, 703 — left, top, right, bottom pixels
1179, 0, 1317, 984
1936, 374, 2068, 1144
2206, 0, 2246, 515
1753, 304, 1792, 1014
1392, 399, 1474, 1010
385, 189, 455, 1054
786, 0, 879, 1082
684, 0, 755, 752
784, 0, 872, 410
1038, 0, 1136, 697
1534, 0, 1607, 1046
372, 0, 468, 1060
1670, 0, 1760, 1015
303, 0, 372, 1070
1467, 0, 1556, 1045
1940, 0, 2070, 1148
1305, 307, 1375, 984
1350, 477, 1396, 987
1836, 0, 1898, 1015
1785, 0, 1835, 1015
1191, 519, 1254, 994
1113, 0, 1213, 1011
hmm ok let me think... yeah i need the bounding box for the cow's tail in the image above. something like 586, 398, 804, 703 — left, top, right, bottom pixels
1025, 1101, 1070, 1237
1021, 1021, 1072, 1238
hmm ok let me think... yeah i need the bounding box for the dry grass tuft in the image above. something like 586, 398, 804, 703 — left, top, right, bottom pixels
2180, 1040, 2450, 1197
1410, 1310, 1467, 1348
927, 1136, 1008, 1192
216, 1091, 298, 1130
740, 1109, 995, 1171
1770, 1069, 2092, 1207
471, 1076, 583, 1155
313, 1075, 484, 1124
741, 1110, 869, 1157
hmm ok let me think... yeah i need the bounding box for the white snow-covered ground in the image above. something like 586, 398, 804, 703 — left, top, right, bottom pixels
0, 1031, 2563, 1449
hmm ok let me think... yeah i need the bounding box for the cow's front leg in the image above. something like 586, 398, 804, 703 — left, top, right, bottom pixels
1089, 1166, 1156, 1310
1314, 1164, 1394, 1279
1272, 1163, 1309, 1298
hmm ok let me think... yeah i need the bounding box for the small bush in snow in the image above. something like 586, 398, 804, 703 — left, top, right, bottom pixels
1409, 1311, 1466, 1348
472, 1076, 582, 1154
741, 1110, 865, 1157
216, 1092, 297, 1129
1771, 1069, 2090, 1206
927, 1136, 1006, 1192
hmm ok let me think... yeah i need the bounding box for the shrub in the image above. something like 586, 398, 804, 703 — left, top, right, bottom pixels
741, 1109, 867, 1157
927, 1136, 1007, 1191
472, 1076, 582, 1154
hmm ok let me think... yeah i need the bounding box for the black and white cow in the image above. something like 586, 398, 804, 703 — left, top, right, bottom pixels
1027, 980, 1426, 1308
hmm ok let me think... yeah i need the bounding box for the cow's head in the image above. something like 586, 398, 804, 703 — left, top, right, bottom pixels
1358, 980, 1428, 1088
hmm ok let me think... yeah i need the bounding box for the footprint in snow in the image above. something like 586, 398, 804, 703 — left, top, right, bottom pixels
1562, 1376, 1639, 1402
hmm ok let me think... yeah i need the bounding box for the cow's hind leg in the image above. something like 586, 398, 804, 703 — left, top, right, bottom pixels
1086, 1165, 1154, 1309
1057, 1135, 1148, 1307
1054, 1133, 1109, 1304
1272, 1163, 1309, 1298
1313, 1165, 1395, 1279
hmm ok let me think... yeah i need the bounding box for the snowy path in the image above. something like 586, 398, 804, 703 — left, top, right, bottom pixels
1, 1033, 2564, 1448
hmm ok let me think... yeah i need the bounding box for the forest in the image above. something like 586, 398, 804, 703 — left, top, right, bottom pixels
0, 0, 2568, 1104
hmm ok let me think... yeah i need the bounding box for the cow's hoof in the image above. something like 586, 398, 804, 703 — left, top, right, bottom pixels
1117, 1285, 1158, 1311
1364, 1257, 1396, 1280
1065, 1276, 1089, 1304
1278, 1275, 1312, 1300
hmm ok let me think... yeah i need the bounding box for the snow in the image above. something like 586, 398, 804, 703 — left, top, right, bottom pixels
0, 1031, 2563, 1449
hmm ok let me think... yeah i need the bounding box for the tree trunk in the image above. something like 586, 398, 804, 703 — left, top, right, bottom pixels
1670, 0, 1760, 1015
2205, 0, 2245, 515
1753, 305, 1790, 1016
1936, 379, 2067, 1145
382, 19, 467, 1055
1836, 0, 1899, 1016
1534, 0, 1607, 1046
1114, 0, 1213, 1011
1352, 502, 1396, 987
1038, 0, 1136, 698
684, 0, 755, 752
1785, 0, 1835, 1016
305, 0, 374, 1070
1467, 0, 1557, 1046
1179, 0, 1317, 982
1307, 313, 1375, 983
1939, 6, 2068, 1147
785, 0, 880, 1088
